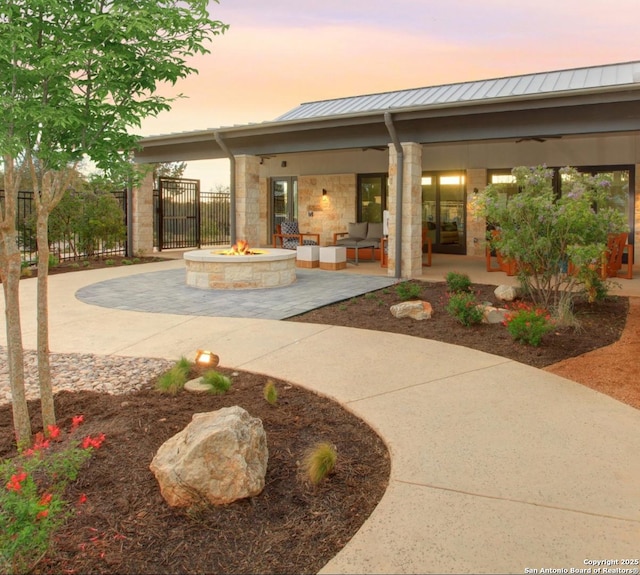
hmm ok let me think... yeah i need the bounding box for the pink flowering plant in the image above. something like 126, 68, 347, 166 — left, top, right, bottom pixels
503, 302, 555, 346
0, 415, 105, 573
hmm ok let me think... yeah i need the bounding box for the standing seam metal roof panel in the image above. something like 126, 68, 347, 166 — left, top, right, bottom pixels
275, 61, 640, 122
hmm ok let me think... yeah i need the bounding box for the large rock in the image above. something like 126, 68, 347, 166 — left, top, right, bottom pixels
390, 301, 433, 320
149, 406, 268, 507
494, 284, 522, 302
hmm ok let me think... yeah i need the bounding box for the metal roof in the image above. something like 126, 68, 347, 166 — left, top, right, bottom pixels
275, 61, 640, 121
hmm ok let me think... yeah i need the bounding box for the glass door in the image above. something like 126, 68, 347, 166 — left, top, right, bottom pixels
357, 174, 388, 222
270, 177, 298, 236
422, 172, 466, 254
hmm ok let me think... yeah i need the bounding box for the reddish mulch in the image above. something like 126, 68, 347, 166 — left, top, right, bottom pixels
0, 368, 389, 575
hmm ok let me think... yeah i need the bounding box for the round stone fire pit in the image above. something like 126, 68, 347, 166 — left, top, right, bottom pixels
184, 248, 296, 290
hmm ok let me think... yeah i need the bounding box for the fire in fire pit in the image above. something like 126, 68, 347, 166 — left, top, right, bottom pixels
217, 240, 265, 256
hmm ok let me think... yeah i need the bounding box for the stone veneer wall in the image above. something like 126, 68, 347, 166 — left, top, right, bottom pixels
132, 170, 154, 256
235, 155, 261, 247
466, 168, 487, 257
297, 174, 357, 246
388, 142, 422, 278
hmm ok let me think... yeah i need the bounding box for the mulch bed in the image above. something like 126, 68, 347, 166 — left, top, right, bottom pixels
288, 281, 629, 368
0, 368, 389, 575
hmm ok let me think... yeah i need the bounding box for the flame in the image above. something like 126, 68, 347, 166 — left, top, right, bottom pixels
216, 240, 265, 256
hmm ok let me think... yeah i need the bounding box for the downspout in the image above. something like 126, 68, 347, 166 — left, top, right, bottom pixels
384, 112, 403, 279
214, 131, 236, 244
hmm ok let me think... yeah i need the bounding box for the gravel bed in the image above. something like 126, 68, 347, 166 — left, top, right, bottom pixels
0, 346, 174, 405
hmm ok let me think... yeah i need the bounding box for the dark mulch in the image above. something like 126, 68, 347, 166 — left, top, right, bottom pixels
18, 255, 164, 279
288, 281, 629, 368
0, 368, 389, 575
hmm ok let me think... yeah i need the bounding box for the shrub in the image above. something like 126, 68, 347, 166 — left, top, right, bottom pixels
396, 281, 422, 301
201, 371, 232, 394
445, 271, 472, 293
0, 417, 104, 574
263, 380, 278, 405
475, 165, 627, 323
504, 303, 554, 346
302, 442, 337, 485
156, 357, 191, 394
445, 291, 484, 326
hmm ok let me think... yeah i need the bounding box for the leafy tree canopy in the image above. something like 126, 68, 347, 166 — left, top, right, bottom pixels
0, 0, 227, 183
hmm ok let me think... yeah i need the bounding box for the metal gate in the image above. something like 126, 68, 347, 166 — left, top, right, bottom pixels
154, 178, 231, 250
155, 177, 200, 250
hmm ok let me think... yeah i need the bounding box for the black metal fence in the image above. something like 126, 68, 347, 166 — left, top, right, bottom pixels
0, 189, 128, 264
153, 183, 230, 250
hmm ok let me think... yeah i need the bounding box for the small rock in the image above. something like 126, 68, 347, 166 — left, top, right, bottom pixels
390, 301, 433, 320
494, 284, 521, 302
477, 305, 510, 324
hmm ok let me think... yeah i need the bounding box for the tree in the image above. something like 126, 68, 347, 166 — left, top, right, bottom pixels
0, 0, 227, 447
476, 165, 628, 323
154, 161, 188, 181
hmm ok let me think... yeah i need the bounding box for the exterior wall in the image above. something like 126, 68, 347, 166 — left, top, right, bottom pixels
388, 142, 422, 279
466, 169, 487, 257
235, 155, 261, 247
297, 174, 357, 246
635, 163, 640, 264
132, 170, 154, 256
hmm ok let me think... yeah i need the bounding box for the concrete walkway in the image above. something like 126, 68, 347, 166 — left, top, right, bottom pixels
2, 259, 639, 574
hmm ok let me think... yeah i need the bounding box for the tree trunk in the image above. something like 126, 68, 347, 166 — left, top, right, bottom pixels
0, 231, 32, 447
36, 206, 56, 429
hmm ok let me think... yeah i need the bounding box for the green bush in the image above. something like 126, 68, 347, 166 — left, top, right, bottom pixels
201, 371, 232, 394
475, 165, 628, 323
156, 357, 191, 395
445, 271, 472, 293
263, 380, 278, 405
445, 292, 484, 326
395, 281, 422, 301
302, 442, 337, 485
504, 303, 554, 346
0, 418, 104, 574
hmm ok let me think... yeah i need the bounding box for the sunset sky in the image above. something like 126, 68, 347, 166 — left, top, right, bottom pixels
139, 0, 640, 189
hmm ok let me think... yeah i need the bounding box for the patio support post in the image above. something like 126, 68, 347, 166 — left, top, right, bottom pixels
384, 112, 403, 279
214, 131, 236, 245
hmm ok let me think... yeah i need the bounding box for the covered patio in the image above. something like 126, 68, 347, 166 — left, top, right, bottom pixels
133, 61, 640, 281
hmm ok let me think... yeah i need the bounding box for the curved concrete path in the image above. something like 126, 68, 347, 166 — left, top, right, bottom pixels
2, 260, 639, 574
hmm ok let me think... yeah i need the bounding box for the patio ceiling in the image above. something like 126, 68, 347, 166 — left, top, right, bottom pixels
135, 64, 640, 164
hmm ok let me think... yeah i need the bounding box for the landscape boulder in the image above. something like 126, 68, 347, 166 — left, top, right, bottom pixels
390, 300, 433, 320
494, 284, 521, 302
149, 406, 268, 507
477, 304, 510, 324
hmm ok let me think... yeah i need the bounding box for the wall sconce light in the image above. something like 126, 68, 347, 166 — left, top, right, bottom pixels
473, 188, 479, 195
322, 188, 327, 196
195, 349, 219, 368
281, 161, 287, 168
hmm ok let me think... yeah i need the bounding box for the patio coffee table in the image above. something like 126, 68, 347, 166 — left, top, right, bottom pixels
344, 240, 377, 265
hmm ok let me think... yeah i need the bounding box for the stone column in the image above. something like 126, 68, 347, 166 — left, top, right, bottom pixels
466, 168, 487, 257
132, 169, 154, 256
387, 142, 422, 278
235, 155, 261, 247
